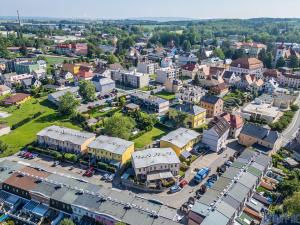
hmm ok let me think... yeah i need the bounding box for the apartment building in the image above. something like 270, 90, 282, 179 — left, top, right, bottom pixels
160, 128, 200, 156
202, 117, 230, 152
200, 95, 224, 118
137, 61, 158, 74
130, 91, 169, 114
156, 67, 180, 84
132, 148, 180, 182
176, 85, 206, 103
111, 70, 149, 88
169, 103, 206, 129
229, 57, 264, 79
37, 125, 96, 154
238, 123, 281, 155
88, 135, 134, 166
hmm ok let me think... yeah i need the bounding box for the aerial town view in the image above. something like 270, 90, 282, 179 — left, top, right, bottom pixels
0, 0, 300, 225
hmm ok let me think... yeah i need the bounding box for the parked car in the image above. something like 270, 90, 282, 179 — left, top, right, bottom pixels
52, 161, 60, 167
170, 184, 181, 193
106, 174, 115, 182
225, 160, 233, 167
179, 179, 188, 188
217, 147, 226, 155
18, 151, 27, 157
83, 167, 94, 177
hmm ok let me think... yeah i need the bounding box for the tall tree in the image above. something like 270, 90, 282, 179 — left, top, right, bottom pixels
289, 55, 299, 69
182, 40, 192, 52
58, 92, 80, 117
103, 114, 136, 140
276, 56, 286, 68
79, 80, 96, 102
213, 48, 225, 59
265, 52, 274, 69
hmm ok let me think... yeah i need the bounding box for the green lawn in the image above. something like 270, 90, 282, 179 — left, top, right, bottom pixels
0, 97, 80, 157
133, 126, 168, 149
154, 91, 176, 100
43, 56, 76, 66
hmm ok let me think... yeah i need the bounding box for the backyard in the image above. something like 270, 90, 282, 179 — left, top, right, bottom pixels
154, 90, 176, 100
0, 97, 80, 156
133, 125, 168, 149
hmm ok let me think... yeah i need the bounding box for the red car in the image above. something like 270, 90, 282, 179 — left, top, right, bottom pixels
83, 167, 94, 177
179, 179, 188, 188
24, 152, 32, 158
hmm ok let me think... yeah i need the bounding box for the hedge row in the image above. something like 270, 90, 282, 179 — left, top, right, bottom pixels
97, 162, 116, 173
12, 111, 43, 130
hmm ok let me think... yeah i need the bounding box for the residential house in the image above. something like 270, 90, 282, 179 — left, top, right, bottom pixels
48, 87, 79, 106
239, 123, 281, 154
278, 72, 300, 89
263, 69, 280, 81
189, 149, 271, 225
0, 85, 11, 96
77, 65, 94, 80
219, 112, 244, 138
178, 53, 198, 66
202, 117, 230, 152
1, 73, 33, 86
37, 125, 96, 154
60, 71, 74, 80
88, 136, 134, 167
165, 79, 183, 93
222, 71, 240, 85
275, 43, 300, 64
132, 148, 180, 182
3, 93, 31, 106
232, 42, 267, 57
200, 95, 224, 118
160, 128, 201, 156
170, 103, 206, 129
15, 62, 40, 74
161, 57, 173, 68
210, 83, 229, 96
156, 67, 179, 84
111, 70, 149, 88
55, 43, 88, 56
288, 129, 300, 161
236, 74, 264, 93
137, 61, 158, 74
21, 77, 41, 89
130, 91, 169, 114
32, 69, 46, 80
92, 76, 115, 93
62, 63, 80, 75
36, 60, 47, 69
181, 63, 200, 79
229, 57, 264, 79
176, 85, 206, 103
263, 78, 279, 94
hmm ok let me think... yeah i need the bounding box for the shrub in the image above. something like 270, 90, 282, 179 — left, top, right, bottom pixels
64, 153, 77, 162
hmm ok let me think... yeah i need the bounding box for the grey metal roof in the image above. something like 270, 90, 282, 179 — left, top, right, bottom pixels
122, 208, 154, 225
131, 91, 168, 105
222, 167, 241, 180
255, 154, 272, 168
240, 123, 279, 144
37, 125, 95, 146
200, 210, 230, 225
48, 86, 79, 100
245, 198, 264, 213
198, 189, 220, 206
211, 177, 232, 192
88, 135, 134, 155
132, 148, 180, 169
215, 200, 236, 219
238, 172, 258, 189
222, 195, 240, 211
228, 183, 250, 203
160, 128, 200, 148
51, 187, 79, 204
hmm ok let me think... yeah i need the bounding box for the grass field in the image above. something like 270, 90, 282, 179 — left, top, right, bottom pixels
43, 55, 76, 66
0, 97, 80, 157
133, 126, 168, 149
154, 90, 176, 100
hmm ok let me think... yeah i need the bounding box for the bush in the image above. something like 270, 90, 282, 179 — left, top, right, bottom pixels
97, 162, 108, 170
64, 153, 77, 162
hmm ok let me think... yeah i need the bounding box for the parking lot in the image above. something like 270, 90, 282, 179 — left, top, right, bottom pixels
5, 140, 244, 209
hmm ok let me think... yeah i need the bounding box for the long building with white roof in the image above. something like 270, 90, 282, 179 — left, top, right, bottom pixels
132, 148, 180, 181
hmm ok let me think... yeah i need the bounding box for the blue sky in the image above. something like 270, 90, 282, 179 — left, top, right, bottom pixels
1, 0, 300, 19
